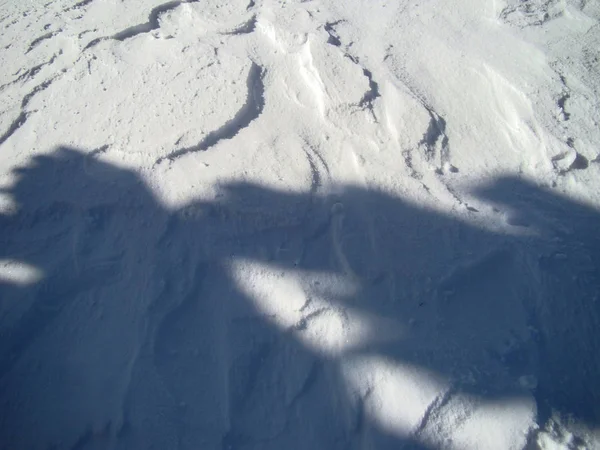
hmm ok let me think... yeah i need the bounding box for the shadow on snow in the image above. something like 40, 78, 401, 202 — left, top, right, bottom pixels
0, 147, 598, 449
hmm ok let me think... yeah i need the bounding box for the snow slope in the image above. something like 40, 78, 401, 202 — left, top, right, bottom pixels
0, 0, 599, 449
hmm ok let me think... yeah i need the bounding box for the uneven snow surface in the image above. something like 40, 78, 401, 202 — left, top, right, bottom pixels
1, 0, 600, 449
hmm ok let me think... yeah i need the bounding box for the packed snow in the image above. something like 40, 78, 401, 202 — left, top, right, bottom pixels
0, 0, 599, 449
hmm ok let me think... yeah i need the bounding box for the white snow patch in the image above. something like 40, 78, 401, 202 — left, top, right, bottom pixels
0, 260, 43, 286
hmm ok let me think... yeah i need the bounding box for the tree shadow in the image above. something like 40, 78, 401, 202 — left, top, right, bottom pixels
0, 147, 598, 449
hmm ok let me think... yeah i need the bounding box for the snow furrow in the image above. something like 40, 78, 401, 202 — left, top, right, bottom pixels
113, 1, 185, 41
25, 30, 60, 54
21, 77, 56, 109
304, 149, 322, 196
0, 53, 58, 92
413, 388, 455, 439
222, 15, 256, 35
358, 68, 380, 112
321, 20, 380, 114
302, 139, 330, 197
84, 0, 198, 48
63, 0, 96, 12
419, 109, 450, 171
0, 77, 57, 147
0, 111, 28, 147
324, 21, 343, 47
156, 62, 265, 163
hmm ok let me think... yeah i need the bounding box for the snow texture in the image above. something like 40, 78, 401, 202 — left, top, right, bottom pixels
0, 0, 600, 449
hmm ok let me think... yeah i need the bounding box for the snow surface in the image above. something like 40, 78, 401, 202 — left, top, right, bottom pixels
0, 0, 599, 449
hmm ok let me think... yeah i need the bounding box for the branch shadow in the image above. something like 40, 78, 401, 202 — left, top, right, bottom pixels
0, 147, 598, 449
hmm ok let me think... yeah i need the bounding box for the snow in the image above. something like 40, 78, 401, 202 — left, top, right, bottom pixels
0, 0, 599, 449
